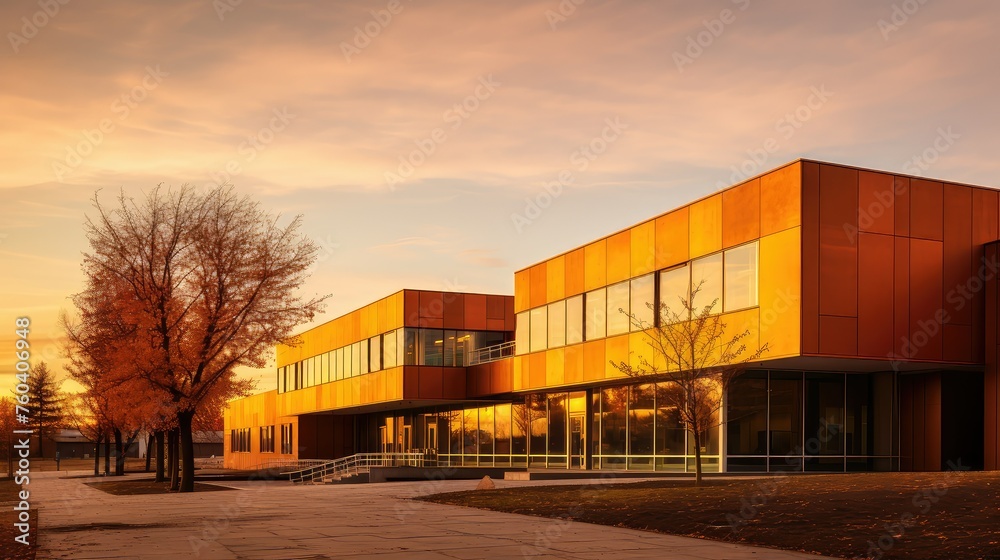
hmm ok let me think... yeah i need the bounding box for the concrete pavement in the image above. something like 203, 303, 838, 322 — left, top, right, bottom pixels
29, 470, 836, 559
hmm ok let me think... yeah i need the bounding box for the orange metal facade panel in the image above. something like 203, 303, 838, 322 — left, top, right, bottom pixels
893, 237, 910, 360
547, 255, 566, 302
858, 233, 894, 358
564, 343, 584, 385
942, 184, 973, 326
404, 290, 420, 326
858, 171, 894, 235
909, 238, 944, 361
486, 318, 506, 331
504, 297, 517, 331
910, 179, 944, 241
487, 295, 506, 319
419, 317, 444, 329
442, 368, 467, 399
604, 334, 629, 378
801, 161, 820, 354
528, 353, 546, 389
529, 262, 547, 309
492, 359, 513, 394
894, 176, 910, 237
942, 324, 973, 363
606, 230, 631, 285
818, 164, 858, 318
688, 194, 722, 259
818, 315, 857, 356
546, 348, 565, 388
464, 294, 488, 330
973, 189, 998, 363
722, 178, 760, 249
419, 291, 444, 318
417, 367, 442, 399
758, 228, 801, 358
564, 248, 586, 297
443, 293, 465, 330
759, 162, 801, 237
630, 220, 656, 276
655, 208, 689, 270
514, 270, 530, 313
584, 239, 608, 291
583, 340, 606, 382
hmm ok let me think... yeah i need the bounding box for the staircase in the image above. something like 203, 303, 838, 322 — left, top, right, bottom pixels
286, 452, 430, 484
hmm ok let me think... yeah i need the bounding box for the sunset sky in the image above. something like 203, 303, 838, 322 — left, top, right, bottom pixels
2, 0, 998, 395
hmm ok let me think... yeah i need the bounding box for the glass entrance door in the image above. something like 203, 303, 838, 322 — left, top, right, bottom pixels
570, 414, 585, 469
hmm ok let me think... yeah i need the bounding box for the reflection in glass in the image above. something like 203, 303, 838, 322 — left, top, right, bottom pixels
383, 330, 397, 368
769, 372, 802, 457
805, 373, 844, 455
724, 242, 758, 312
369, 336, 381, 372
655, 382, 687, 455
600, 387, 628, 455
727, 372, 768, 455
659, 265, 690, 320
691, 253, 723, 314
548, 394, 567, 455
494, 403, 511, 454
585, 288, 607, 340
511, 399, 528, 455
606, 281, 630, 336
629, 385, 654, 455
443, 330, 456, 367
463, 408, 479, 456
479, 406, 494, 455
419, 329, 443, 366
548, 300, 566, 348
530, 307, 547, 352
529, 394, 547, 455
566, 295, 584, 344
630, 273, 655, 330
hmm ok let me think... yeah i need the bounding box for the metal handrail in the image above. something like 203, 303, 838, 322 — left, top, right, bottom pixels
467, 341, 516, 366
287, 452, 430, 484
257, 458, 328, 471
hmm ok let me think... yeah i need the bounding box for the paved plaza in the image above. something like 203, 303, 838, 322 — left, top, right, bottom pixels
30, 471, 833, 559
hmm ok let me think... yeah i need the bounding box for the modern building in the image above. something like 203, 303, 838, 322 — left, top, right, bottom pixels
224, 159, 1000, 473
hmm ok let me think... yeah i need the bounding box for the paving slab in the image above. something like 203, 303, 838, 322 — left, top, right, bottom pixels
29, 470, 836, 559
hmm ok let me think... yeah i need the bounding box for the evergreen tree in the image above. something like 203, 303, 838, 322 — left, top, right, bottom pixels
28, 362, 66, 458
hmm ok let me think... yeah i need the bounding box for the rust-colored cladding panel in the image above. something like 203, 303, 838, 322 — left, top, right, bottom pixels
564, 248, 586, 298
606, 230, 631, 284
514, 270, 530, 313
442, 368, 467, 399
759, 162, 801, 236
909, 239, 944, 361
529, 262, 547, 309
655, 208, 689, 270
486, 318, 506, 331
893, 237, 910, 360
818, 315, 857, 356
505, 297, 517, 332
801, 161, 820, 354
486, 295, 506, 319
818, 164, 858, 318
857, 233, 894, 358
492, 359, 513, 394
464, 294, 488, 330
722, 178, 760, 248
942, 324, 973, 363
894, 176, 910, 237
942, 184, 973, 326
528, 353, 546, 389
419, 367, 442, 398
403, 368, 419, 398
584, 240, 608, 292
547, 255, 566, 302
404, 290, 420, 326
858, 171, 894, 235
909, 179, 944, 241
972, 189, 997, 362
688, 194, 722, 259
419, 291, 443, 318
443, 293, 465, 330
899, 378, 914, 471
418, 317, 444, 329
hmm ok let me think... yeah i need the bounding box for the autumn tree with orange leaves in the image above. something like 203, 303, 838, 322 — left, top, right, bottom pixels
67, 185, 325, 492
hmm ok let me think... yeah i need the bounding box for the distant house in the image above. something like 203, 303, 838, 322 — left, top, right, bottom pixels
40, 429, 223, 460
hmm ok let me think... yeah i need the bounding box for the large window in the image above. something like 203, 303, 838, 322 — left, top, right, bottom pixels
547, 300, 566, 348
630, 273, 655, 331
691, 253, 723, 314
566, 295, 583, 345
659, 265, 690, 320
369, 336, 381, 372
259, 426, 275, 453
280, 423, 293, 455
231, 428, 251, 452
606, 281, 630, 336
419, 329, 444, 366
530, 307, 547, 352
383, 330, 397, 368
585, 288, 607, 340
724, 243, 759, 312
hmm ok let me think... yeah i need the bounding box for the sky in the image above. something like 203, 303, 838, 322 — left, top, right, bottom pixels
1, 0, 998, 396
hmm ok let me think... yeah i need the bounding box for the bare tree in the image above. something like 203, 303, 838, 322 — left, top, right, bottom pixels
71, 184, 325, 491
611, 283, 768, 485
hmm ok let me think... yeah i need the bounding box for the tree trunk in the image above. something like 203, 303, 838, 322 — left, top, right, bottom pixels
178, 410, 196, 493
154, 431, 165, 483
145, 434, 153, 472
103, 436, 111, 476
168, 429, 179, 491
113, 428, 124, 476
692, 426, 703, 486
93, 434, 100, 476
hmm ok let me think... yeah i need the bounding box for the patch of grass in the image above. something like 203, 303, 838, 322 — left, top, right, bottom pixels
421, 472, 1000, 559
86, 479, 234, 495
